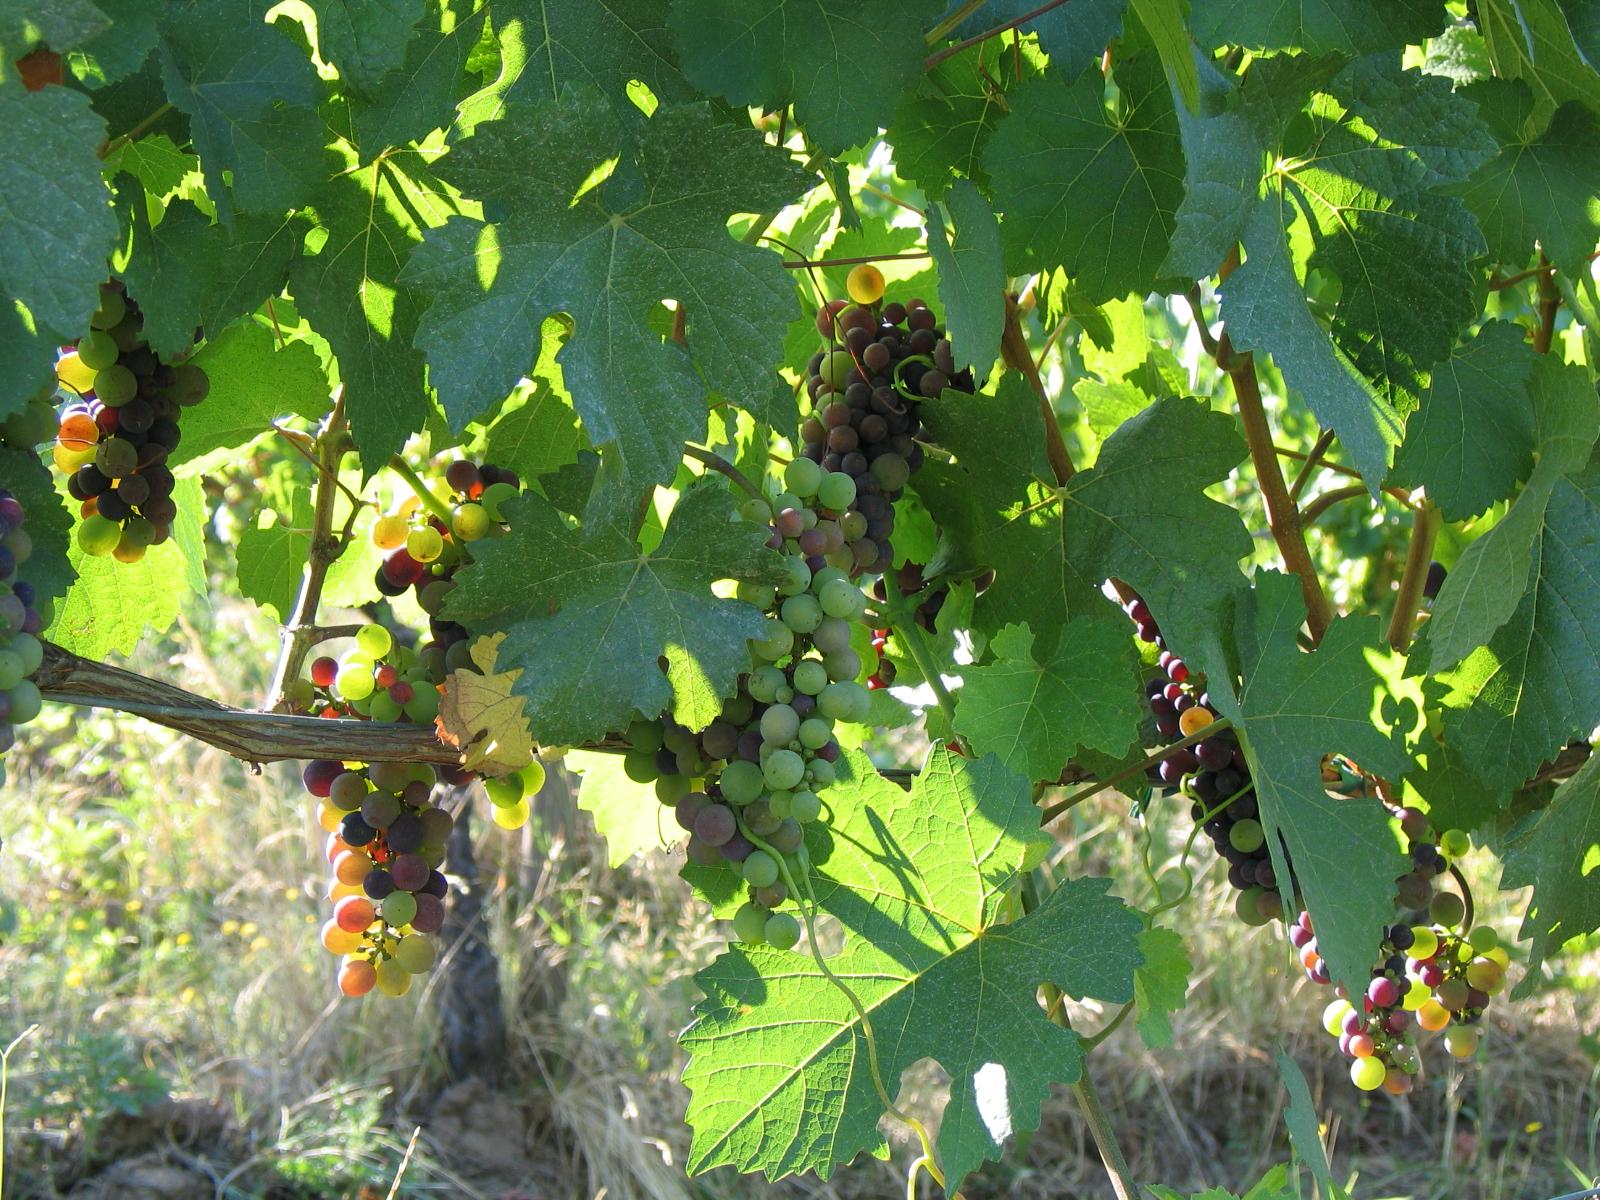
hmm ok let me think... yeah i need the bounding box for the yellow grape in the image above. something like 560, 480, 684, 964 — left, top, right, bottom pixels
338, 957, 376, 997
372, 514, 408, 550
55, 351, 98, 394
317, 803, 344, 833
1350, 1057, 1386, 1091
407, 525, 444, 563
394, 934, 435, 973
1178, 706, 1214, 737
846, 263, 885, 304
375, 958, 412, 997
492, 798, 530, 830
321, 919, 361, 956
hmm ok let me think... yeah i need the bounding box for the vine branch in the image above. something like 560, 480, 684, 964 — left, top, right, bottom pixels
923, 0, 1073, 71
1039, 718, 1233, 823
1385, 500, 1439, 651
683, 443, 764, 499
780, 251, 931, 270
1299, 483, 1370, 527
1534, 253, 1561, 354
1287, 428, 1337, 504
1002, 292, 1075, 483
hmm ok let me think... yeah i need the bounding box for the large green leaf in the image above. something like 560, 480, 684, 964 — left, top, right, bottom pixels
1161, 66, 1264, 279
1190, 0, 1448, 55
304, 0, 423, 96
1500, 754, 1600, 993
569, 749, 675, 867
669, 0, 944, 154
1478, 0, 1600, 118
442, 481, 788, 744
953, 619, 1143, 783
48, 537, 198, 658
0, 0, 108, 59
1389, 321, 1539, 522
404, 90, 811, 507
349, 0, 487, 152
926, 180, 1004, 374
984, 55, 1184, 302
1329, 54, 1497, 190
938, 0, 1126, 72
682, 747, 1143, 1191
1205, 572, 1414, 1000
0, 447, 74, 608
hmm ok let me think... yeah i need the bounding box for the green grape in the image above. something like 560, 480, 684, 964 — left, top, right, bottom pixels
1439, 828, 1471, 858
1322, 999, 1353, 1036
732, 901, 768, 945
817, 349, 853, 389
1234, 886, 1270, 926
368, 691, 403, 722
1350, 1056, 1386, 1091
737, 581, 777, 609
623, 749, 659, 783
89, 287, 126, 329
656, 773, 692, 804
1467, 925, 1499, 952
806, 758, 836, 789
767, 791, 793, 819
329, 771, 369, 811
742, 850, 779, 888
759, 703, 800, 746
798, 718, 832, 750
94, 437, 137, 477
520, 758, 547, 795
816, 471, 856, 512
784, 457, 823, 498
763, 749, 805, 791
0, 651, 21, 690
357, 624, 393, 659
810, 565, 849, 592
394, 934, 436, 973
1409, 926, 1439, 959
382, 890, 418, 927
720, 760, 765, 805
627, 719, 665, 753
791, 659, 828, 696
772, 491, 801, 515
739, 496, 772, 524
790, 790, 822, 822
811, 616, 852, 654
7, 680, 41, 724
407, 526, 444, 563
93, 364, 137, 407
781, 593, 823, 634
778, 555, 813, 597
818, 577, 862, 620
76, 330, 119, 370
481, 482, 521, 523
1444, 1025, 1479, 1058
1228, 819, 1265, 854
764, 912, 801, 951
752, 617, 794, 661
1429, 891, 1466, 929
492, 798, 530, 829
404, 687, 439, 723
484, 775, 526, 807
748, 665, 786, 703
823, 649, 860, 682
335, 664, 375, 701
375, 957, 413, 997
452, 502, 492, 541
10, 634, 42, 677
818, 680, 867, 722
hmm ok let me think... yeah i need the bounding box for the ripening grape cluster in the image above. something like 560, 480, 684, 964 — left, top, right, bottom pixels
799, 269, 974, 576
49, 282, 206, 563
0, 490, 47, 787
1300, 811, 1503, 1094
300, 623, 442, 725
1124, 591, 1290, 926
371, 458, 522, 676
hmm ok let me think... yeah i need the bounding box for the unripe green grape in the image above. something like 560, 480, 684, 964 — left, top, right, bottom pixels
767, 790, 793, 819
93, 364, 137, 407
817, 349, 853, 389
1439, 828, 1471, 858
720, 759, 765, 805
1228, 819, 1265, 854
737, 580, 777, 609
792, 659, 828, 696
810, 566, 849, 593
7, 680, 42, 724
623, 749, 659, 783
798, 717, 833, 750
811, 616, 852, 654
357, 624, 393, 659
404, 687, 439, 723
394, 934, 436, 973
760, 703, 800, 746
764, 912, 801, 951
452, 502, 492, 541
733, 901, 768, 945
1467, 925, 1499, 953
76, 330, 119, 370
763, 749, 805, 791
1234, 886, 1270, 926
806, 758, 836, 789
823, 649, 860, 682
752, 617, 794, 661
481, 482, 521, 522
1350, 1056, 1386, 1091
336, 664, 376, 701
743, 799, 782, 836
781, 593, 822, 634
77, 514, 122, 557
772, 492, 801, 515
818, 577, 862, 620
1429, 891, 1466, 929
748, 665, 785, 703
89, 288, 126, 330
10, 634, 41, 677
1409, 926, 1439, 959
784, 457, 823, 498
95, 436, 137, 477
1445, 1025, 1479, 1058
375, 957, 413, 997
742, 850, 779, 888
840, 510, 868, 540
368, 689, 403, 724
520, 758, 547, 795
492, 798, 530, 829
778, 555, 812, 597
627, 719, 664, 753
0, 651, 23, 690
656, 773, 691, 804
1322, 998, 1354, 1036
773, 684, 795, 704
407, 526, 444, 563
383, 890, 418, 927
739, 496, 772, 524
790, 788, 822, 822
816, 471, 856, 512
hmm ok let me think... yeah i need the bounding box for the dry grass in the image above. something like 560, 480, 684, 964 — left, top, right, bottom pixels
0, 602, 1596, 1200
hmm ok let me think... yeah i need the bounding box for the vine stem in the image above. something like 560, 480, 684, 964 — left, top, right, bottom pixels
1070, 1074, 1135, 1200
781, 251, 931, 270
387, 455, 455, 525
682, 444, 764, 499
1386, 500, 1439, 651
924, 0, 989, 45
923, 0, 1073, 71
1039, 719, 1233, 823
266, 393, 351, 709
98, 102, 173, 159
1287, 428, 1337, 504
1534, 254, 1561, 354
1002, 292, 1075, 482
1300, 483, 1372, 527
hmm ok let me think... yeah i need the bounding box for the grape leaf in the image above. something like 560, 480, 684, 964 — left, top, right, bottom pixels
436, 632, 536, 775
120, 197, 298, 360
983, 54, 1184, 303
1133, 926, 1191, 1049
0, 78, 116, 366
886, 43, 1040, 201
1160, 70, 1264, 279
1222, 202, 1404, 493
70, 0, 160, 87
234, 500, 309, 622
926, 180, 1004, 374
1389, 321, 1539, 522
1129, 0, 1200, 113
305, 0, 423, 96
171, 322, 328, 472
458, 0, 691, 131
569, 748, 675, 867
1420, 357, 1600, 670
404, 90, 811, 508
1460, 90, 1600, 278
104, 133, 198, 200
292, 158, 440, 473
1275, 1050, 1338, 1199
669, 0, 944, 154
1430, 464, 1600, 798
1203, 572, 1416, 1000
954, 619, 1143, 783
919, 377, 1251, 661
348, 0, 486, 152
477, 378, 584, 487
682, 747, 1144, 1191
1477, 0, 1600, 118
0, 0, 108, 58
1329, 54, 1498, 190
938, 0, 1126, 73
442, 481, 787, 745
48, 536, 197, 658
1189, 0, 1448, 55
0, 448, 74, 607
1500, 754, 1600, 993
156, 0, 330, 220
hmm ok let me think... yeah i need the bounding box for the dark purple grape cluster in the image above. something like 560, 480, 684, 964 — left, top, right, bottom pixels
0, 490, 46, 778
800, 298, 974, 576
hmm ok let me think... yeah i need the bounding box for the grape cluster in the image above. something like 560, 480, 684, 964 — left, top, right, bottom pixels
50, 283, 205, 563
371, 458, 522, 676
1125, 591, 1289, 926
300, 623, 442, 726
1301, 814, 1504, 1093
0, 490, 47, 785
799, 276, 974, 576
